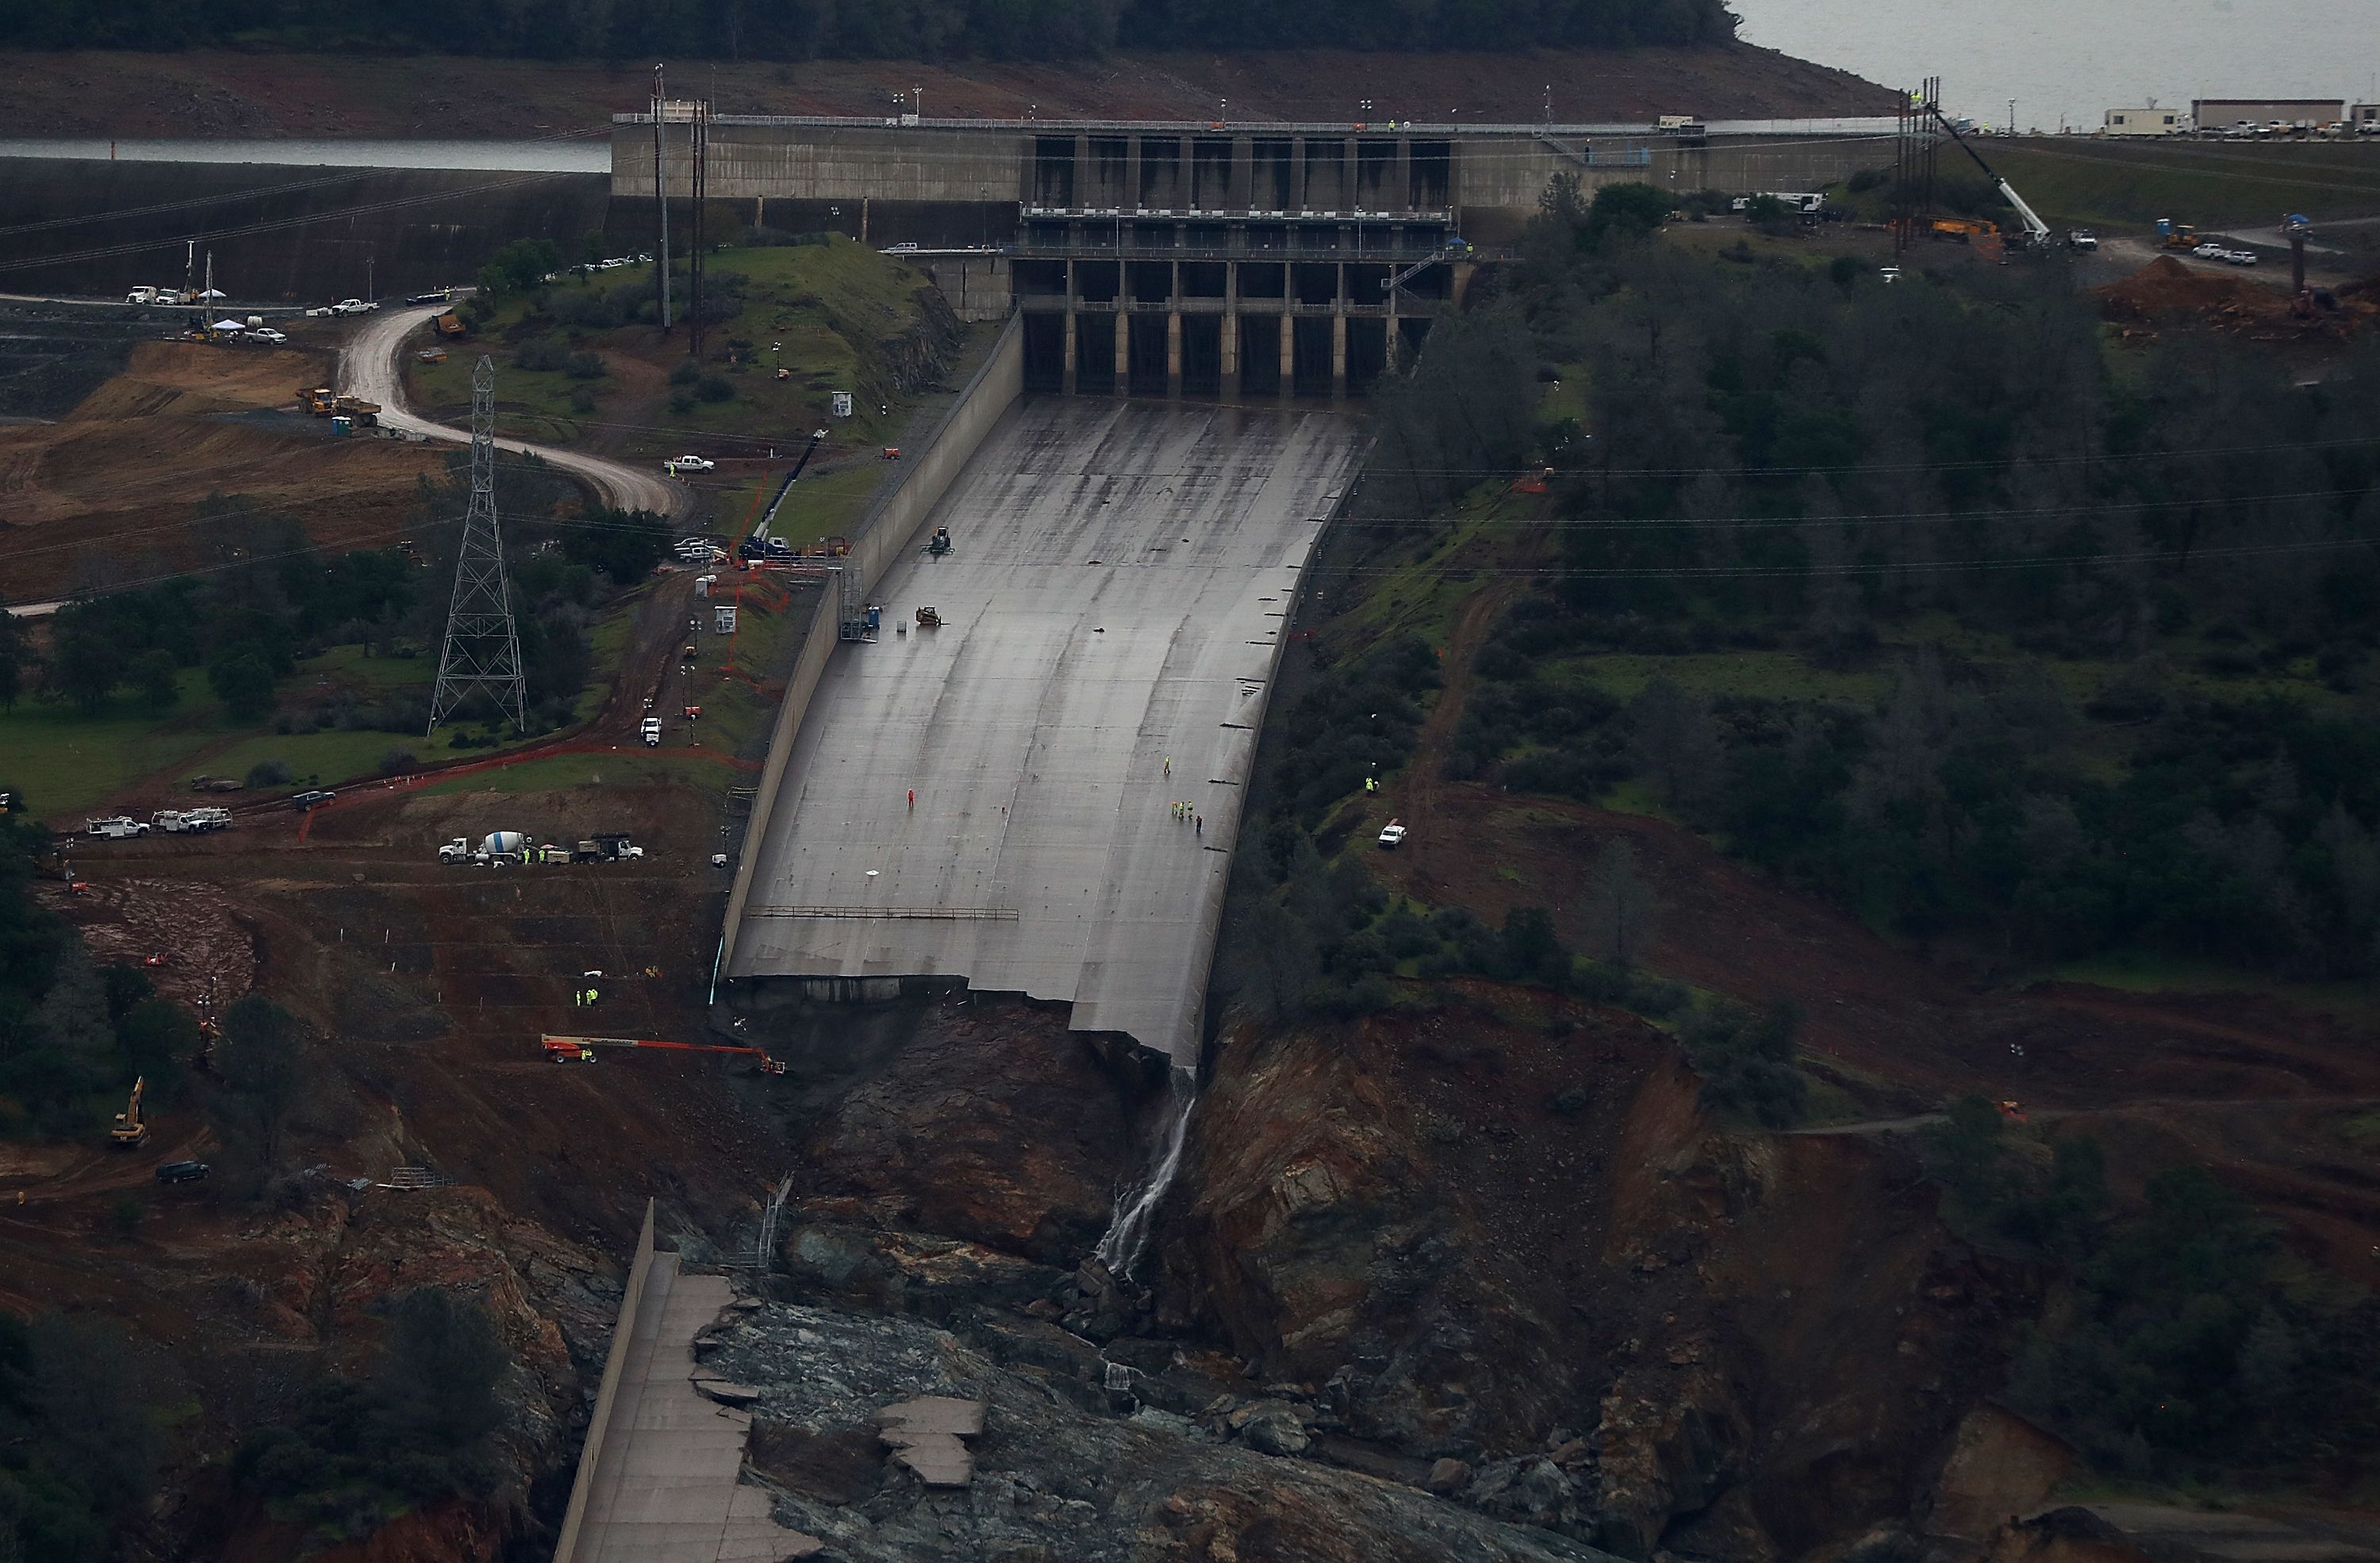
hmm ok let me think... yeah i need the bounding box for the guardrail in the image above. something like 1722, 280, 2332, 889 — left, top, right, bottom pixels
550, 1199, 657, 1563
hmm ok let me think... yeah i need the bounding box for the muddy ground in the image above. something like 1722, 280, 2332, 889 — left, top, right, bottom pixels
0, 321, 447, 601
0, 44, 1894, 140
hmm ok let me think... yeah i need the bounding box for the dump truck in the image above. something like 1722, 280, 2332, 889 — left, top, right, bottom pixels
295, 386, 383, 426
569, 834, 647, 863
436, 312, 466, 338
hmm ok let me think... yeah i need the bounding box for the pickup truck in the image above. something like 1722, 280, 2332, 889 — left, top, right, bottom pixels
86, 816, 150, 839
330, 298, 380, 315
641, 716, 662, 747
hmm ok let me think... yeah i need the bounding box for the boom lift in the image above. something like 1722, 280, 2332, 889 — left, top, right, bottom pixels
541, 1033, 787, 1074
109, 1076, 150, 1148
1929, 106, 2052, 250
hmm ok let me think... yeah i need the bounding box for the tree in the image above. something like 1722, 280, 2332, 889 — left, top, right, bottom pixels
206, 648, 275, 722
1587, 180, 1671, 245
45, 605, 124, 715
1588, 839, 1659, 966
379, 1288, 510, 1447
0, 613, 29, 711
212, 995, 305, 1177
128, 649, 178, 711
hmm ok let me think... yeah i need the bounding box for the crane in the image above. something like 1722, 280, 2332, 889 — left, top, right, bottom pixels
109, 1076, 150, 1148
1929, 106, 2052, 249
740, 428, 827, 561
541, 1034, 787, 1074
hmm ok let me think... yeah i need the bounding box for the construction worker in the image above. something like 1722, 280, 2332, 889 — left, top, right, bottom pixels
1163, 756, 1172, 778
1196, 815, 1203, 836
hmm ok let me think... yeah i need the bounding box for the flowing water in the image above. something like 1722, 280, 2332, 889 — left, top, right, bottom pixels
1096, 1066, 1197, 1279
1733, 0, 2378, 131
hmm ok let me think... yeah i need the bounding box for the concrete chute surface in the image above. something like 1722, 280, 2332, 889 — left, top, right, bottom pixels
728, 397, 1362, 1064
339, 304, 691, 519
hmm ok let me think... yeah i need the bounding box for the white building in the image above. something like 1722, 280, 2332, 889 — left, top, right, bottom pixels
2102, 107, 2184, 136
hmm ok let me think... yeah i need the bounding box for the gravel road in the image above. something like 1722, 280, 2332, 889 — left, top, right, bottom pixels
340, 305, 690, 519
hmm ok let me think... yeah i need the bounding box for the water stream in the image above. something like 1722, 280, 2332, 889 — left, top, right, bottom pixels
1095, 1066, 1196, 1279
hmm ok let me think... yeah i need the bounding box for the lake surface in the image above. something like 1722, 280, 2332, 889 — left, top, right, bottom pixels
0, 137, 607, 172
1733, 0, 2378, 130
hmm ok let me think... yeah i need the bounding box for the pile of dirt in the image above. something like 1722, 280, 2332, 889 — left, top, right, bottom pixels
2094, 255, 2380, 340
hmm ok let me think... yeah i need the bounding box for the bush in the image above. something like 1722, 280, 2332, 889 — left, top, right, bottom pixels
694, 373, 735, 403
512, 339, 567, 374
378, 750, 417, 776
668, 359, 699, 386
244, 758, 291, 789
564, 351, 606, 380
1681, 999, 1805, 1127
668, 390, 696, 415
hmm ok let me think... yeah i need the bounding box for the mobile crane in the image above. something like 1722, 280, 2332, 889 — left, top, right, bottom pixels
1929, 106, 2052, 251
541, 1033, 788, 1073
739, 428, 828, 561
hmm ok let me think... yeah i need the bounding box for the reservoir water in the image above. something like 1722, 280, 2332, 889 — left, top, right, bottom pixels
0, 136, 608, 172
1733, 0, 2379, 131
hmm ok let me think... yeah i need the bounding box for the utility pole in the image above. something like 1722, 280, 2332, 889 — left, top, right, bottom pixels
689, 98, 707, 359
654, 63, 671, 332
428, 356, 527, 735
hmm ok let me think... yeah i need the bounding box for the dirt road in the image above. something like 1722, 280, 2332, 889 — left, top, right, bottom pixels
340, 305, 691, 519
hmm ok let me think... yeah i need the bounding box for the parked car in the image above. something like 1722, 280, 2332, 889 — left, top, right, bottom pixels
407, 290, 451, 305
289, 789, 336, 810
155, 1160, 210, 1184
664, 455, 716, 474
2066, 229, 2098, 251
2191, 242, 2227, 258
2224, 248, 2259, 266
330, 298, 379, 315
250, 327, 287, 344
1377, 821, 1408, 849
640, 716, 662, 747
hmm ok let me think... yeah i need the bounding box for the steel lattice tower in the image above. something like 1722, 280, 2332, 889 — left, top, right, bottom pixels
428, 356, 526, 734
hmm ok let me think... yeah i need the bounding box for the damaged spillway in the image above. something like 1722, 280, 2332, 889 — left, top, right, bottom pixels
726, 397, 1363, 1065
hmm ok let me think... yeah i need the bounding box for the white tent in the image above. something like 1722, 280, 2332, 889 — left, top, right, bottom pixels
196, 288, 227, 299
212, 319, 245, 332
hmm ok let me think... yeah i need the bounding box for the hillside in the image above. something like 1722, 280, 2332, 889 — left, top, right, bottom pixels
0, 43, 1894, 139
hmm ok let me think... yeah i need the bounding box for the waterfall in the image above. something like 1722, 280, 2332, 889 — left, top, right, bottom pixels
1095, 1066, 1197, 1279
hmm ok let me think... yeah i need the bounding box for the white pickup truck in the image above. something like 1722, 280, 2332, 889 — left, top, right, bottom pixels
152, 808, 232, 833
86, 816, 149, 839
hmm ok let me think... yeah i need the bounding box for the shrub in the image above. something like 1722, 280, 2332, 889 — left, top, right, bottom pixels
668, 390, 695, 415
512, 339, 567, 374
563, 351, 606, 380
568, 386, 597, 414
695, 373, 735, 403
378, 749, 417, 776
244, 758, 291, 788
668, 359, 699, 386
1682, 999, 1805, 1127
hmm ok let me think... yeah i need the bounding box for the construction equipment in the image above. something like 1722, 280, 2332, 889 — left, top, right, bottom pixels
925, 526, 952, 556
1927, 106, 2051, 248
2156, 218, 2200, 251
2284, 212, 2313, 291
295, 386, 382, 425
541, 1034, 787, 1074
436, 312, 466, 338
1929, 216, 2000, 243
915, 605, 942, 628
109, 1076, 150, 1148
741, 428, 827, 561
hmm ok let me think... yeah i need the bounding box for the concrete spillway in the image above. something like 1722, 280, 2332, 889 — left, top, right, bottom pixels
727, 396, 1361, 1062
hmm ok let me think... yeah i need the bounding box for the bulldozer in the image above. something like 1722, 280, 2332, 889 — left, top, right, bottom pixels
109, 1076, 150, 1149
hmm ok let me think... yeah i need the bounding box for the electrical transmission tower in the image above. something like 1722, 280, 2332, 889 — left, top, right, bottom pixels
428, 356, 525, 735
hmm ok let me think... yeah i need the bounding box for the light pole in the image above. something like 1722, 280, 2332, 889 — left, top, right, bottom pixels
771, 340, 782, 381
1359, 98, 1373, 125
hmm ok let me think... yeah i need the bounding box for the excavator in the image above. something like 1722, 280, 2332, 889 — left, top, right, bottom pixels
541, 1034, 787, 1074
109, 1076, 150, 1148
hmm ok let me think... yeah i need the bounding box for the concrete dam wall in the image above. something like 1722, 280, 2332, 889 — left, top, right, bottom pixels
0, 158, 609, 301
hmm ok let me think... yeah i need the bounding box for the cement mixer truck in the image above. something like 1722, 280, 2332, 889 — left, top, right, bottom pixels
439, 831, 531, 866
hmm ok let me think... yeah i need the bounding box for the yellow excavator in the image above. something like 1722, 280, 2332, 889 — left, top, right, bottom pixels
109, 1076, 150, 1149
